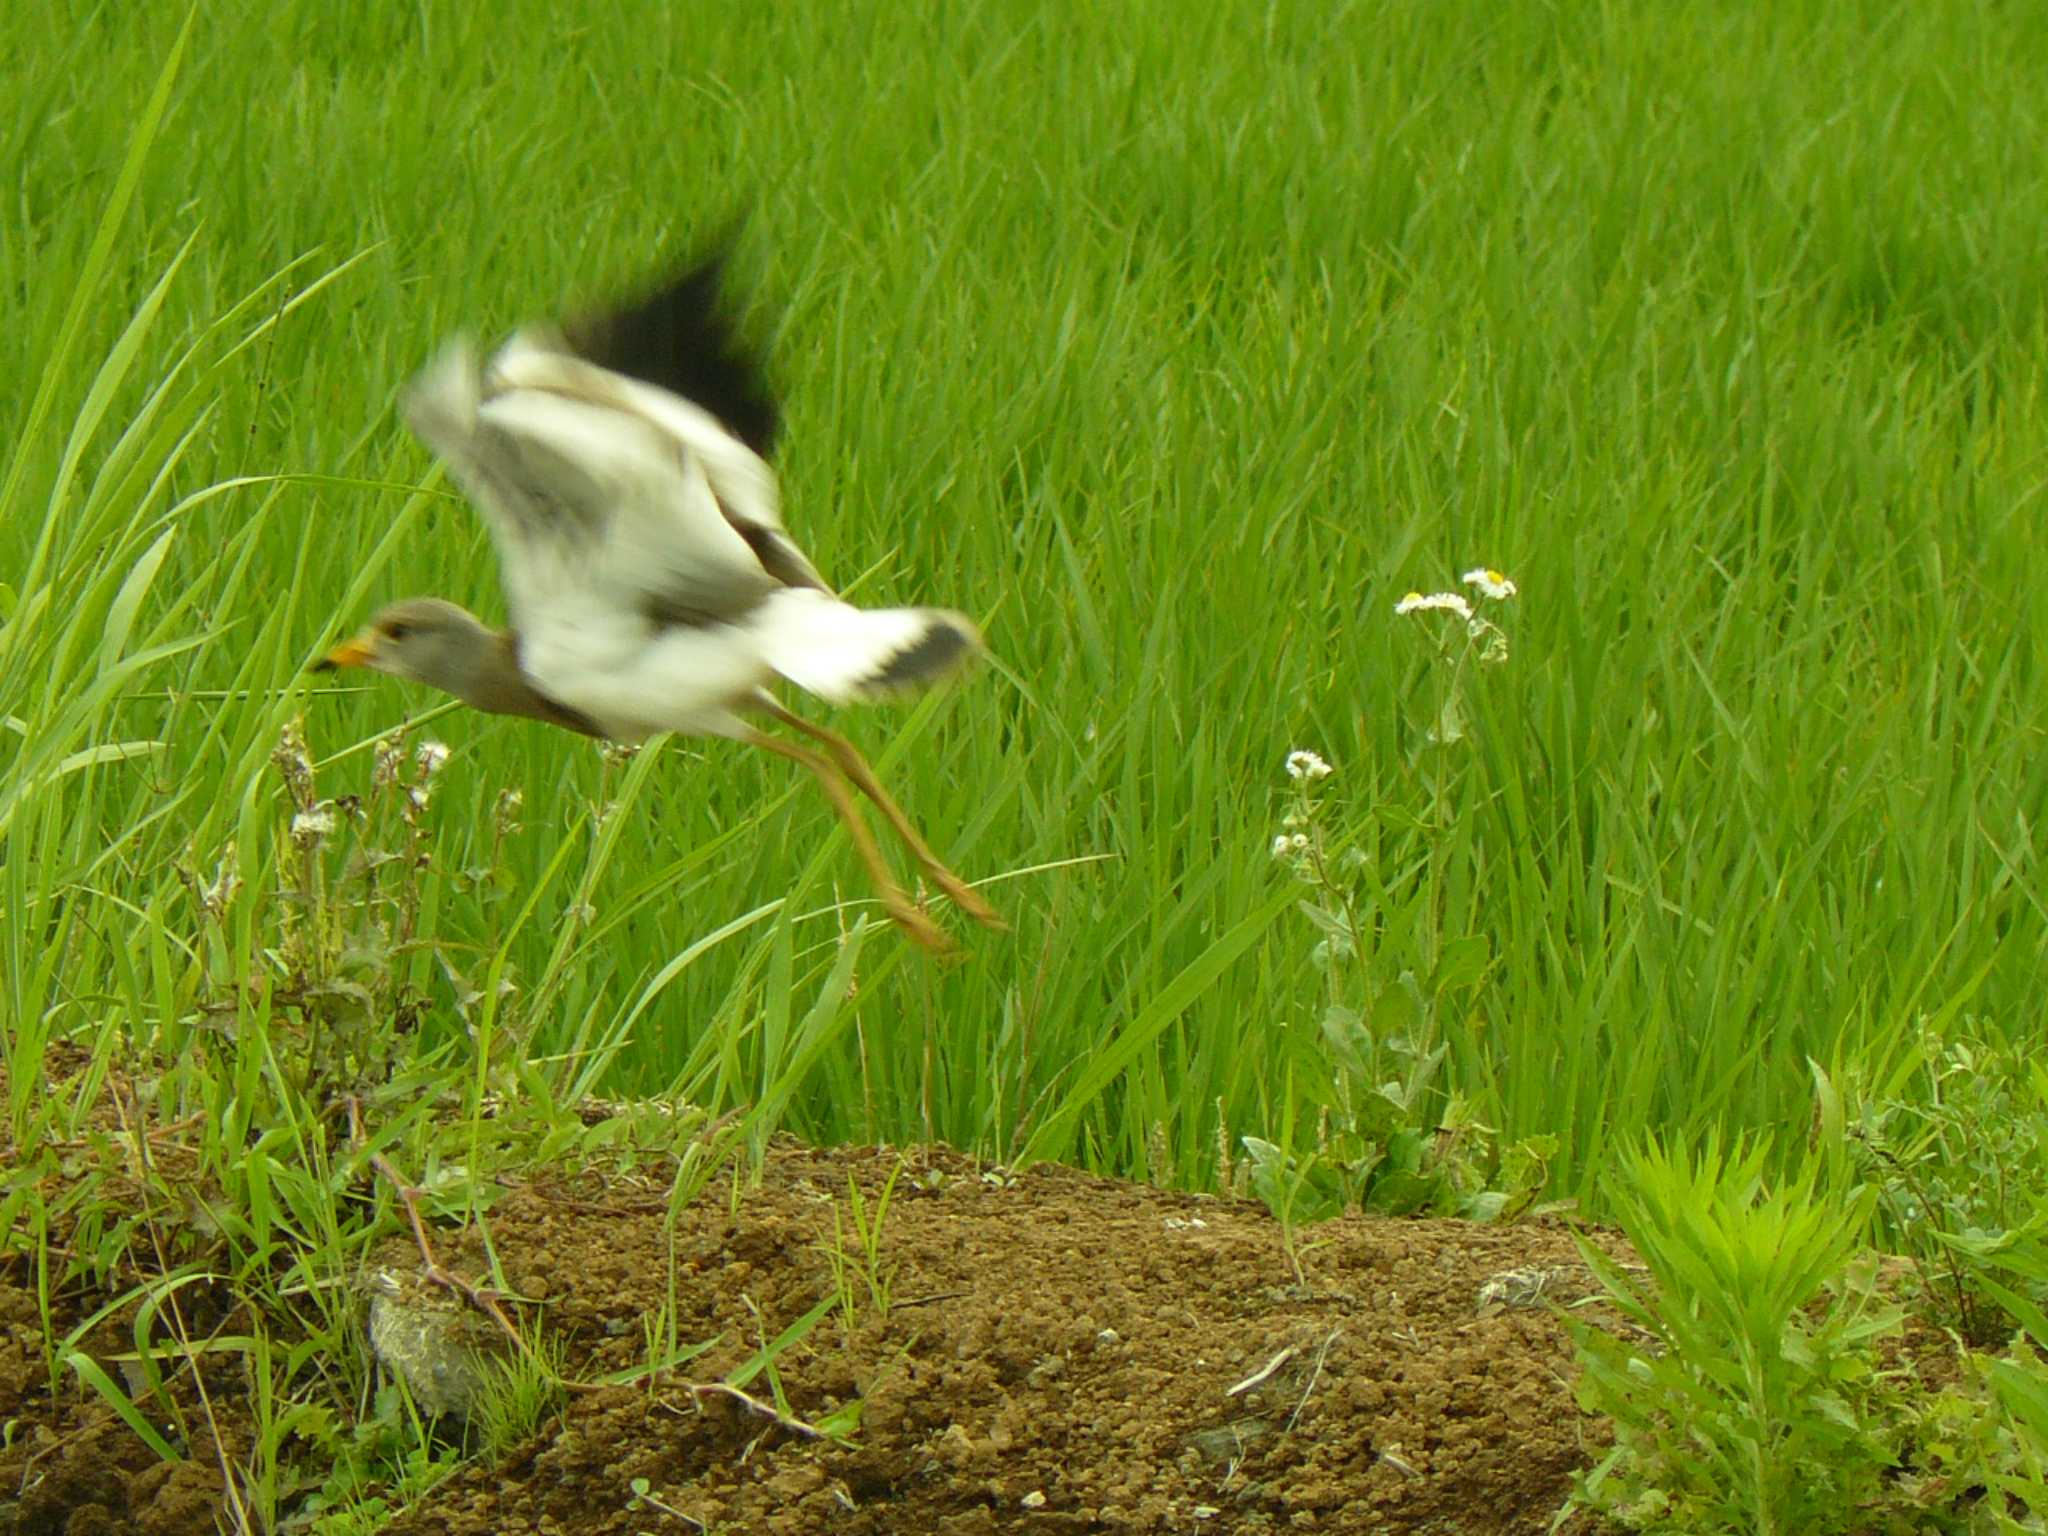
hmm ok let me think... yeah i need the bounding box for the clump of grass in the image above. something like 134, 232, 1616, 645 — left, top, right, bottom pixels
294, 1383, 462, 1535
470, 1322, 569, 1460
816, 1158, 904, 1336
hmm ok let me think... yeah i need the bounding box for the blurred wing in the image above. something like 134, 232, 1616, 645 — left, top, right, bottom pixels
400, 251, 831, 672
559, 243, 831, 594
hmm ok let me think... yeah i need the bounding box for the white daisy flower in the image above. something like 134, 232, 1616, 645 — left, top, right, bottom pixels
1460, 568, 1518, 600
1394, 591, 1474, 620
1285, 749, 1334, 781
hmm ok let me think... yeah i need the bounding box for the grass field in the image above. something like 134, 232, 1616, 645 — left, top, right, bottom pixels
10, 1, 2048, 1525
8, 0, 2048, 1224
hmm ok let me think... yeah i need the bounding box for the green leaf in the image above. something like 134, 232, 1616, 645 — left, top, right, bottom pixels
1433, 934, 1491, 995
99, 525, 176, 672
65, 1351, 181, 1462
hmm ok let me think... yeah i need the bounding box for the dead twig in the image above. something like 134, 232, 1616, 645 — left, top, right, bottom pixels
1284, 1329, 1341, 1432
347, 1095, 525, 1351
660, 1379, 832, 1440
1227, 1343, 1299, 1399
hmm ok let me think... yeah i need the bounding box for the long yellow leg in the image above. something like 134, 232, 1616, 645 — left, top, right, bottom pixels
744, 729, 951, 952
752, 695, 1005, 932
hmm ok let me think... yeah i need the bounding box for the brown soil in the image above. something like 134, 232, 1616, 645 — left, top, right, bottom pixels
392, 1146, 1622, 1535
0, 1104, 1633, 1536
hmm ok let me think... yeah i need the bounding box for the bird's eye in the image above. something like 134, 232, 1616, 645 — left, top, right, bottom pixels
385, 622, 410, 642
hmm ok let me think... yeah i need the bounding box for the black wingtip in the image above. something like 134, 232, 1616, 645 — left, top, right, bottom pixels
564, 226, 780, 457
862, 616, 982, 695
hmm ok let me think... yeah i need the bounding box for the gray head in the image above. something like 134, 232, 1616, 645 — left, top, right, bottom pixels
314, 596, 606, 735
312, 597, 496, 697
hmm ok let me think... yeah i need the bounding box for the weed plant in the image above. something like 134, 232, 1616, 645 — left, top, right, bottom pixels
1246, 570, 1554, 1234
1816, 1024, 2048, 1348
1567, 1139, 1910, 1533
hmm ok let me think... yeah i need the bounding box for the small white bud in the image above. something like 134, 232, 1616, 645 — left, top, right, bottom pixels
1285, 749, 1333, 781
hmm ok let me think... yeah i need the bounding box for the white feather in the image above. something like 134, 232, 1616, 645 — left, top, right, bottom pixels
750, 588, 975, 703
490, 332, 784, 530
521, 612, 772, 742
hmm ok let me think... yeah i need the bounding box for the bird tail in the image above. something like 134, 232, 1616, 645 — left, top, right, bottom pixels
752, 588, 983, 704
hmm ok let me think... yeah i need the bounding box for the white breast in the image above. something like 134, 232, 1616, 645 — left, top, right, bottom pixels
520, 615, 775, 743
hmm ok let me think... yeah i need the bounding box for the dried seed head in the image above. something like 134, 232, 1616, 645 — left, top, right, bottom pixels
1214, 1100, 1234, 1192
372, 735, 406, 793
416, 740, 451, 778
197, 841, 242, 918
492, 787, 525, 838
290, 803, 337, 850
1146, 1121, 1170, 1185
271, 718, 315, 805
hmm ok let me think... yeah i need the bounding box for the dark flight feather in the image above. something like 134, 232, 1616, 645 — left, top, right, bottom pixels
563, 243, 780, 458
859, 617, 978, 694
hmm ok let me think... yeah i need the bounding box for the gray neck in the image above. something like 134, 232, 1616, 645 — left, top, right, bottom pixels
460, 628, 607, 738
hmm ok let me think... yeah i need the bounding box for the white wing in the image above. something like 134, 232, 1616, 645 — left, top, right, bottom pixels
405, 316, 856, 733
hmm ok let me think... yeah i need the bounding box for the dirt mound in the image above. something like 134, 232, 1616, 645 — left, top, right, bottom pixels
393, 1144, 1614, 1534
0, 1135, 1622, 1534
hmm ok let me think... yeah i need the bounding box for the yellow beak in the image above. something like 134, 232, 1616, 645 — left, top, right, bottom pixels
313, 632, 379, 672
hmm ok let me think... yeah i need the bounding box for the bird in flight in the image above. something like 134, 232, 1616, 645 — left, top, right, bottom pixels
313, 244, 1003, 951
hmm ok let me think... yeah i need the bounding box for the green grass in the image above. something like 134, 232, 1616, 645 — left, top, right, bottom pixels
10, 2, 2048, 1524
6, 0, 2045, 1204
